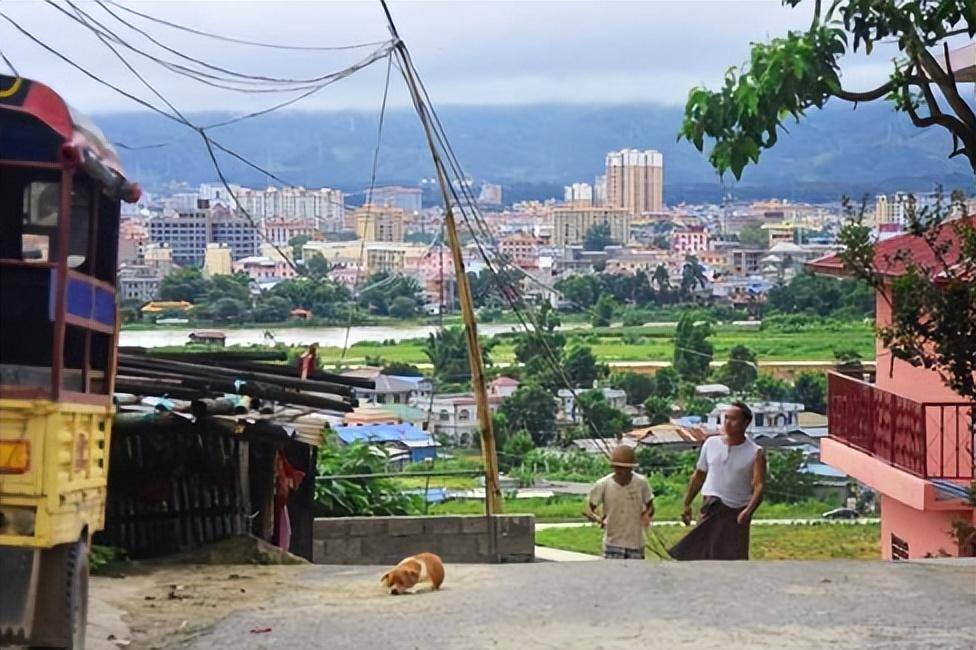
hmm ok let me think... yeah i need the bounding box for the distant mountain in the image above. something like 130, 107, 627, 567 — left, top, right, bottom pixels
97, 102, 974, 205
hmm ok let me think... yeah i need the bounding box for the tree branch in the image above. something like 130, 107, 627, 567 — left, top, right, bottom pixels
914, 43, 976, 131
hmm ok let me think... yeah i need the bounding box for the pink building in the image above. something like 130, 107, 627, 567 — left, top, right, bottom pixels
233, 255, 298, 281
262, 217, 319, 246
499, 233, 542, 269
809, 218, 974, 559
670, 226, 709, 255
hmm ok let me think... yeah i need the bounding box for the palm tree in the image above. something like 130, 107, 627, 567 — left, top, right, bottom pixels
652, 264, 671, 293
680, 255, 708, 298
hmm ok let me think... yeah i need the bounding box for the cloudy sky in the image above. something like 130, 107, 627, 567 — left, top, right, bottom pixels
1, 0, 917, 114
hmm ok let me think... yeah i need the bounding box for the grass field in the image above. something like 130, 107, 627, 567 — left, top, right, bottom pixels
429, 494, 839, 522
316, 321, 875, 366
535, 522, 881, 560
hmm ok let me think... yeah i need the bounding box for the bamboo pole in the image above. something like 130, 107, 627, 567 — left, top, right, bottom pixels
380, 2, 502, 516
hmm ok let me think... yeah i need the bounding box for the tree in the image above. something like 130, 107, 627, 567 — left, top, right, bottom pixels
315, 440, 420, 516
159, 267, 210, 303
500, 429, 535, 472
423, 327, 493, 390
652, 264, 671, 293
754, 373, 791, 402
498, 384, 557, 446
389, 296, 419, 319
207, 273, 252, 305
289, 234, 310, 260
583, 222, 617, 251
515, 302, 567, 390
575, 389, 632, 439
714, 344, 758, 394
681, 1, 976, 177
612, 372, 657, 406
555, 274, 602, 310
673, 314, 713, 383
210, 297, 246, 323
679, 255, 709, 297
563, 344, 604, 389
643, 395, 672, 426
252, 295, 291, 322
765, 450, 816, 504
738, 223, 769, 249
653, 367, 680, 399
305, 254, 331, 279
591, 293, 616, 327
792, 371, 827, 413
838, 191, 976, 402
381, 362, 423, 377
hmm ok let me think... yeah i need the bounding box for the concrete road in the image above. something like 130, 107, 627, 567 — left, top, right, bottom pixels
170, 559, 975, 650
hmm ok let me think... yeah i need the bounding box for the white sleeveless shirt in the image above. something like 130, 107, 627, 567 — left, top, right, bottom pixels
696, 435, 760, 508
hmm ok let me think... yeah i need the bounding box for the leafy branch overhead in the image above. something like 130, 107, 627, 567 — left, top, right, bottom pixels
680, 0, 976, 178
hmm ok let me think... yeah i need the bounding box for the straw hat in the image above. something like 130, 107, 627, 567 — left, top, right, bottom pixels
610, 445, 638, 468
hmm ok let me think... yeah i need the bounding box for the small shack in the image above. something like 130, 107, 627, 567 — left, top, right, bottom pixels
333, 422, 439, 463
188, 330, 227, 346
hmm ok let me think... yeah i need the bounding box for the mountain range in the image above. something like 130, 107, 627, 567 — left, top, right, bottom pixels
97, 102, 974, 205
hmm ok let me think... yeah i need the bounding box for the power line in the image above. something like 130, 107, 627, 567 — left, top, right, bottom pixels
0, 46, 18, 76
104, 0, 390, 52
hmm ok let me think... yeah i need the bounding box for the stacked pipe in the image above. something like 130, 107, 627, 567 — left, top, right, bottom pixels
115, 347, 373, 414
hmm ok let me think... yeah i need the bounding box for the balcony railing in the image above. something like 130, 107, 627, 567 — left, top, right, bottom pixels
827, 372, 974, 480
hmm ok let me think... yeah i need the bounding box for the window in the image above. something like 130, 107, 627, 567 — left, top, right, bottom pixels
754, 413, 764, 427
891, 534, 909, 560
438, 409, 450, 422
458, 409, 470, 422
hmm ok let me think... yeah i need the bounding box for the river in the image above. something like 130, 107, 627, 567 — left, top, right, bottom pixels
119, 323, 533, 349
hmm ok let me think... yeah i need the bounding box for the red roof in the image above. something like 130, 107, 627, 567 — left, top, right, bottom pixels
806, 215, 974, 281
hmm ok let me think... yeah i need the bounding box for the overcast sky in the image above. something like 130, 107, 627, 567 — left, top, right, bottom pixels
1, 0, 917, 114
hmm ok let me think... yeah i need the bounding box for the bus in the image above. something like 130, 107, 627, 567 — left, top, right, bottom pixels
0, 74, 139, 648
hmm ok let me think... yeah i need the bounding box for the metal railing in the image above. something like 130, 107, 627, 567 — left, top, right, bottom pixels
827, 372, 974, 480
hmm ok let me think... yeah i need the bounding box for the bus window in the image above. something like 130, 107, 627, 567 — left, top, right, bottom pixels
21, 180, 59, 262
67, 179, 92, 269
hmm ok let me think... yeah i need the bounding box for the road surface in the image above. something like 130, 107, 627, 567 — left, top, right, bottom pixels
92, 559, 976, 649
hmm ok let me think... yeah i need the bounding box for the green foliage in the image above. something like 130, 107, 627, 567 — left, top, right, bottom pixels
521, 448, 611, 483
500, 429, 535, 472
765, 449, 816, 504
160, 267, 210, 303
767, 271, 874, 318
642, 395, 673, 426
358, 272, 424, 316
314, 440, 421, 516
288, 234, 311, 260
498, 383, 558, 446
754, 373, 791, 401
583, 222, 617, 251
252, 295, 291, 323
305, 254, 331, 279
673, 314, 713, 383
423, 326, 493, 389
838, 190, 976, 401
792, 372, 827, 413
591, 293, 617, 327
576, 389, 632, 439
381, 361, 423, 377
679, 255, 708, 298
563, 344, 604, 388
556, 274, 603, 309
653, 367, 680, 399
680, 1, 976, 177
682, 396, 715, 418
612, 371, 657, 406
713, 344, 758, 394
738, 223, 769, 249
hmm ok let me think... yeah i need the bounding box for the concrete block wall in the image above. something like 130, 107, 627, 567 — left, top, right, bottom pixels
312, 515, 535, 564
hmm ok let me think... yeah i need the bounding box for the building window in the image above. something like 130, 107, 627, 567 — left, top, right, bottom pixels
458, 409, 470, 422
438, 409, 449, 421
754, 413, 764, 427
891, 534, 909, 560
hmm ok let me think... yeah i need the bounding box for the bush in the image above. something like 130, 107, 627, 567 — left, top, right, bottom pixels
315, 440, 421, 516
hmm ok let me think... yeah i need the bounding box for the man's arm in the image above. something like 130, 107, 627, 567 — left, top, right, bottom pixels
737, 449, 766, 525
584, 501, 605, 527
681, 469, 707, 525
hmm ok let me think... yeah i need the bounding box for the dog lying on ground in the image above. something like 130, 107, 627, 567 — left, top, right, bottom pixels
380, 552, 444, 595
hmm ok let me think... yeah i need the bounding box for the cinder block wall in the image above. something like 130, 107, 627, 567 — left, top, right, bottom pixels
312, 515, 535, 564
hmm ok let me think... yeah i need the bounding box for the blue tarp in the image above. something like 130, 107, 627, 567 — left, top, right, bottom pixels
333, 422, 430, 444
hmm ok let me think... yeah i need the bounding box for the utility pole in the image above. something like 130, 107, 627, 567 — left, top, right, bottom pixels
380, 0, 503, 516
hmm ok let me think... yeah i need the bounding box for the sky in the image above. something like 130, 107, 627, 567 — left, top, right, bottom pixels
0, 0, 926, 114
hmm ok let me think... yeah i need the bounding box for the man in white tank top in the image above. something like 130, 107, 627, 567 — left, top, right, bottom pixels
669, 401, 766, 560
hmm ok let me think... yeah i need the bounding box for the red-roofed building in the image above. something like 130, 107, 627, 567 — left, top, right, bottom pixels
807, 216, 975, 559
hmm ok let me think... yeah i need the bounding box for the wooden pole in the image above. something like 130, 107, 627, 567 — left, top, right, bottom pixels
381, 1, 503, 516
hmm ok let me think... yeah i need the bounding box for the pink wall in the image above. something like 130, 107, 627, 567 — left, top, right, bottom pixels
873, 290, 965, 403
879, 494, 970, 560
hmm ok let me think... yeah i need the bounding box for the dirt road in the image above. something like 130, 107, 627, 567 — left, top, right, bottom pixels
91, 559, 976, 649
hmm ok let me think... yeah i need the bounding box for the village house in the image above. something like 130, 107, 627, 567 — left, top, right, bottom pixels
809, 219, 975, 559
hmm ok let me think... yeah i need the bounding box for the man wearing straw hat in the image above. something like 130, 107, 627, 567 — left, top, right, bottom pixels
585, 445, 654, 559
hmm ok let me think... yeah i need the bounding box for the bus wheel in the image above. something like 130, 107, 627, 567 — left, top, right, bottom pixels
32, 538, 89, 649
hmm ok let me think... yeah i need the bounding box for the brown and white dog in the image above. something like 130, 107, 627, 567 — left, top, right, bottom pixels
380, 552, 444, 595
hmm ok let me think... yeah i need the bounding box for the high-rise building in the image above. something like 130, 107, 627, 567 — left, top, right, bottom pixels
234, 186, 345, 232
365, 186, 423, 214
203, 243, 233, 277
605, 149, 663, 214
563, 182, 593, 205
355, 205, 406, 242
551, 206, 631, 247
148, 202, 260, 266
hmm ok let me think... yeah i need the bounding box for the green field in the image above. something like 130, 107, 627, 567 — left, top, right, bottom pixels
316, 321, 875, 366
429, 494, 839, 522
535, 522, 881, 560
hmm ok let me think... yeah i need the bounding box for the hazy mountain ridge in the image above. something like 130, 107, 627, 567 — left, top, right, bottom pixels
97, 102, 973, 204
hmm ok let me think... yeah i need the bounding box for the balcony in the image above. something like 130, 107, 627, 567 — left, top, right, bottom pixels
827, 372, 974, 480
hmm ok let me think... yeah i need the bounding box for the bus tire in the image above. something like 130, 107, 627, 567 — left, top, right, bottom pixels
30, 539, 89, 650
